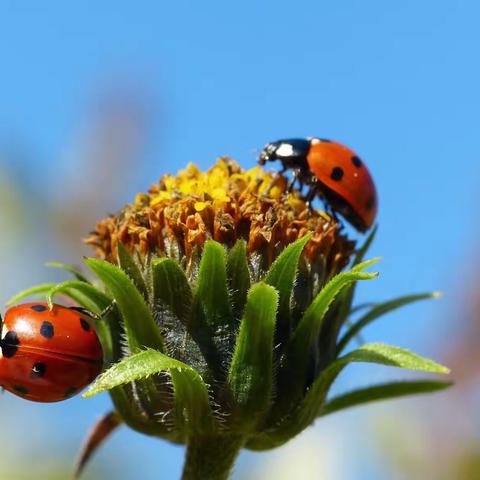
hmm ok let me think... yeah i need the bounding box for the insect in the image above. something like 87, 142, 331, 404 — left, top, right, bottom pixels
0, 302, 103, 402
258, 138, 377, 232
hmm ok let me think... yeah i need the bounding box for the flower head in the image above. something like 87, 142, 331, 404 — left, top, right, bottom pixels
85, 157, 354, 275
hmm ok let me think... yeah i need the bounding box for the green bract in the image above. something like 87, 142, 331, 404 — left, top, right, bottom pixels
9, 231, 451, 480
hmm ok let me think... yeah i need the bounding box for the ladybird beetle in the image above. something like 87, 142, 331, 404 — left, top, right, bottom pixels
259, 138, 378, 232
0, 302, 103, 402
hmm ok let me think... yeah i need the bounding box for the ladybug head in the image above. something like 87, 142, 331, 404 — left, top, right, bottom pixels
258, 138, 311, 171
258, 141, 283, 165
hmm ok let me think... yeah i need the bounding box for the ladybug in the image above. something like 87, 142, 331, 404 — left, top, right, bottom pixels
0, 302, 103, 402
259, 138, 377, 232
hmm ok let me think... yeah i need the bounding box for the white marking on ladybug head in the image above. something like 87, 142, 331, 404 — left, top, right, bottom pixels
310, 138, 321, 145
276, 143, 295, 157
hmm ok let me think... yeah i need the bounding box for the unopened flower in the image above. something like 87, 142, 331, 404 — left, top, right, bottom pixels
9, 157, 450, 480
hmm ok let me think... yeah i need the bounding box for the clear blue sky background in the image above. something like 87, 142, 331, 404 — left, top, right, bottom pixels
0, 2, 478, 479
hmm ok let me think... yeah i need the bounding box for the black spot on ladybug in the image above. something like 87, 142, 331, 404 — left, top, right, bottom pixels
2, 331, 19, 358
40, 321, 54, 339
366, 196, 375, 211
330, 167, 344, 181
13, 385, 29, 395
351, 156, 362, 168
31, 304, 48, 312
80, 318, 91, 332
64, 386, 77, 398
31, 362, 46, 378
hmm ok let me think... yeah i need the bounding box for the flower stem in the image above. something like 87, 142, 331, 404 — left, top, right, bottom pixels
181, 434, 244, 480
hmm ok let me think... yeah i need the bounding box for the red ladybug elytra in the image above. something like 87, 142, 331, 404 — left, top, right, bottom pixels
0, 303, 103, 402
259, 138, 378, 232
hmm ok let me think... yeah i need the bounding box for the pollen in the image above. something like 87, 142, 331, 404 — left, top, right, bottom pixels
85, 157, 355, 272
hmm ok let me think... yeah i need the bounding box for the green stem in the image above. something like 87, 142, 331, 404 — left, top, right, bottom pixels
181, 434, 244, 480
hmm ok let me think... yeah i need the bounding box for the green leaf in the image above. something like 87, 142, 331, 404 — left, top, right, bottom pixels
226, 240, 251, 320
152, 258, 192, 324
86, 258, 164, 353
228, 283, 278, 431
117, 243, 149, 300
337, 292, 439, 354
275, 259, 379, 413
249, 342, 449, 450
6, 284, 56, 306
45, 261, 90, 283
264, 234, 312, 337
193, 240, 232, 329
84, 350, 215, 435
318, 380, 452, 417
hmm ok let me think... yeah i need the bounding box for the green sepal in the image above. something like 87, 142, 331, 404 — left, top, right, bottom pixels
226, 240, 250, 321
340, 343, 450, 373
46, 280, 112, 312
247, 342, 449, 450
84, 260, 170, 432
117, 243, 149, 300
264, 234, 312, 342
45, 261, 90, 283
192, 240, 232, 329
228, 283, 278, 431
6, 283, 56, 306
84, 349, 216, 436
272, 259, 379, 420
152, 257, 192, 325
337, 292, 439, 354
85, 258, 164, 353
191, 241, 233, 378
319, 226, 380, 361
318, 379, 452, 417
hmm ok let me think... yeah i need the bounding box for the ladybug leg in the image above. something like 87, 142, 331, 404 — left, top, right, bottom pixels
88, 301, 117, 321
297, 178, 305, 194
287, 169, 301, 192
324, 203, 341, 225
99, 301, 117, 319
265, 170, 286, 195
305, 189, 316, 210
304, 177, 319, 210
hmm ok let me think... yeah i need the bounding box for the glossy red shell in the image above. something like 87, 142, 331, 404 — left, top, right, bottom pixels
307, 139, 378, 231
0, 303, 103, 402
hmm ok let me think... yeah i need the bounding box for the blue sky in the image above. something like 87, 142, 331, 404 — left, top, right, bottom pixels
0, 1, 478, 478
